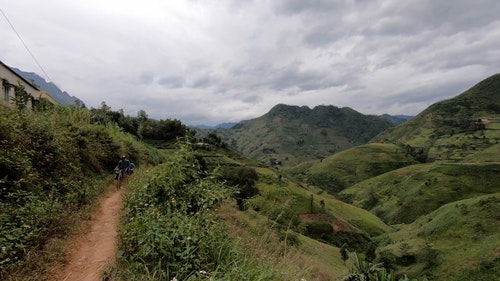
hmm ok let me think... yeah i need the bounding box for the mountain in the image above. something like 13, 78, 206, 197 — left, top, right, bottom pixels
217, 104, 393, 167
341, 73, 500, 221
193, 122, 238, 129
379, 114, 413, 125
11, 67, 84, 106
315, 74, 500, 279
372, 73, 500, 163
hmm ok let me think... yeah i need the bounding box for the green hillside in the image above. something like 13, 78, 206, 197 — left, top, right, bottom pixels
286, 143, 418, 194
338, 162, 500, 224
373, 73, 500, 163
378, 193, 500, 280
113, 140, 394, 280
311, 74, 500, 279
218, 104, 393, 168
195, 142, 393, 242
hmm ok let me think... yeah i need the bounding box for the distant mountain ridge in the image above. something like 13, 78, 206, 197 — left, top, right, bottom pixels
379, 114, 413, 125
217, 104, 394, 167
194, 122, 238, 129
11, 67, 84, 106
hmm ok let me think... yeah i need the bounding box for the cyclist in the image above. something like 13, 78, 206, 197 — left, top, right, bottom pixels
115, 155, 130, 180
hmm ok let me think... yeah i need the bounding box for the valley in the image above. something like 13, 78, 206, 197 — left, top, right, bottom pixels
203, 73, 500, 280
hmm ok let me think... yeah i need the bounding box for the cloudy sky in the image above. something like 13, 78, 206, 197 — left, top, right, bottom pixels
1, 0, 499, 125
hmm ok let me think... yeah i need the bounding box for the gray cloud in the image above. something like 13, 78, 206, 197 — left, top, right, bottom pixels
1, 0, 499, 125
158, 75, 184, 89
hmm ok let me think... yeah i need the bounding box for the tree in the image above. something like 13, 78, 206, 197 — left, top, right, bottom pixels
137, 109, 148, 122
221, 166, 259, 210
12, 82, 31, 110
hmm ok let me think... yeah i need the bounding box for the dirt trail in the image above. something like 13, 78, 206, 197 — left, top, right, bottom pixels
51, 186, 123, 281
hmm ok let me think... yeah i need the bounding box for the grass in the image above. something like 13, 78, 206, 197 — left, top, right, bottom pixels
379, 193, 500, 280
339, 162, 500, 224
250, 164, 392, 236
286, 143, 417, 194
219, 202, 349, 281
4, 176, 113, 281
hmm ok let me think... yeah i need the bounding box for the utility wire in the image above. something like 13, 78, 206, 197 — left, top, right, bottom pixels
1, 7, 53, 83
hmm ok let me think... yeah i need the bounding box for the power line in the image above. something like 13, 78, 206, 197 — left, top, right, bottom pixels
1, 7, 53, 83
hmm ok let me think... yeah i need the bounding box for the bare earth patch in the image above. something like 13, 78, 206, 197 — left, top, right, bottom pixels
50, 186, 123, 281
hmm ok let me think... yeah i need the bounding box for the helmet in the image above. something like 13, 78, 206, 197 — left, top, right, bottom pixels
121, 155, 126, 159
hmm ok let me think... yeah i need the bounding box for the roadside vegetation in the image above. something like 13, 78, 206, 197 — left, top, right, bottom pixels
109, 141, 287, 280
0, 98, 164, 280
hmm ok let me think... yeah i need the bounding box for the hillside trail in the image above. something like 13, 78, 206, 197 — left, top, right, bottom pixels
50, 185, 124, 281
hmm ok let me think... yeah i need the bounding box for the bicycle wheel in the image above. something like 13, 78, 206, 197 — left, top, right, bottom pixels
116, 171, 123, 190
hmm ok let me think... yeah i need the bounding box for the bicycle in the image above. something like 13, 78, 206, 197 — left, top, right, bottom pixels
114, 168, 126, 190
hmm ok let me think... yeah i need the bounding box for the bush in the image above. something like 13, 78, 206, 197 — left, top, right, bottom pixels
0, 106, 161, 279
119, 140, 233, 280
220, 166, 259, 210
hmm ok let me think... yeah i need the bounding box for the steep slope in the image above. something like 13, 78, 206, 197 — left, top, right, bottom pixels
372, 73, 500, 163
315, 74, 500, 214
284, 74, 500, 279
219, 104, 393, 167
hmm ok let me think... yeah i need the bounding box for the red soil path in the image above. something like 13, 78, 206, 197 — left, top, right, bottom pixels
51, 186, 123, 281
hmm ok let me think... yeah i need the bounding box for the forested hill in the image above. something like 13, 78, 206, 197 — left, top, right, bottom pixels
217, 104, 393, 167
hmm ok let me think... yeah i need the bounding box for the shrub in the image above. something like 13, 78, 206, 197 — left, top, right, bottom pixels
119, 140, 233, 280
220, 166, 259, 210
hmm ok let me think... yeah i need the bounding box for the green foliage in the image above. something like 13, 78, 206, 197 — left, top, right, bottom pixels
343, 252, 423, 281
341, 243, 349, 264
88, 102, 191, 142
116, 141, 286, 280
0, 105, 161, 279
119, 140, 245, 280
303, 221, 334, 238
11, 83, 32, 111
220, 166, 259, 210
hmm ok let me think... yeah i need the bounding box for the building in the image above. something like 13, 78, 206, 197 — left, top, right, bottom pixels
0, 60, 59, 108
